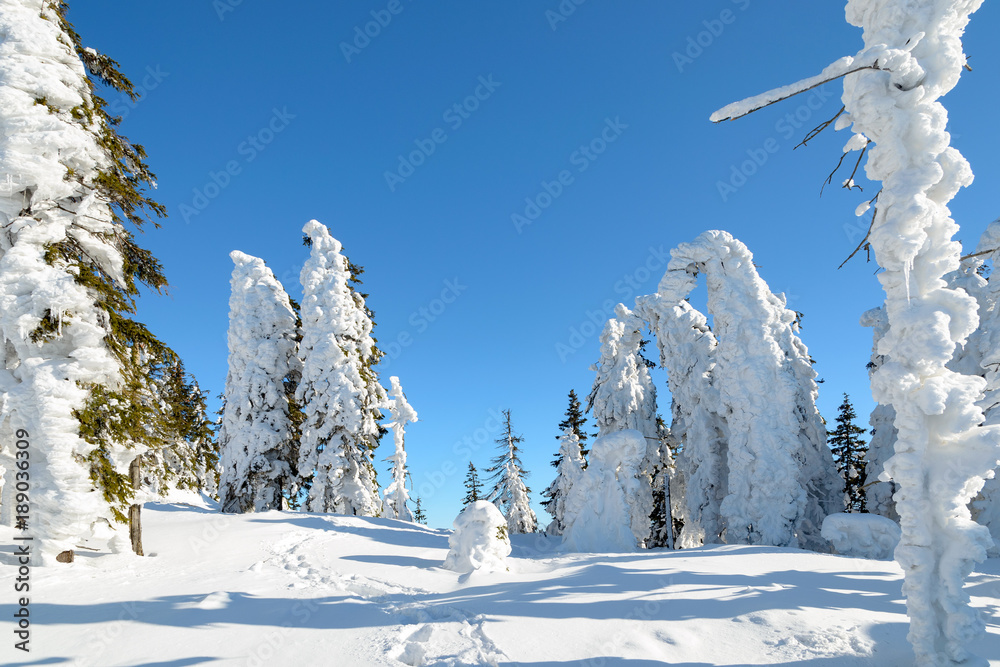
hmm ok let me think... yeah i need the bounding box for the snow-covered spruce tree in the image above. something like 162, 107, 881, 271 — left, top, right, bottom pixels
218, 251, 299, 513
860, 307, 899, 521
636, 294, 727, 548
586, 303, 659, 547
827, 394, 869, 513
541, 428, 585, 536
486, 410, 537, 534
462, 462, 481, 507
297, 220, 384, 516
712, 5, 1000, 662
967, 221, 1000, 556
558, 389, 590, 459
142, 358, 218, 498
653, 231, 838, 550
382, 376, 417, 522
540, 389, 591, 531
647, 416, 677, 548
0, 1, 180, 561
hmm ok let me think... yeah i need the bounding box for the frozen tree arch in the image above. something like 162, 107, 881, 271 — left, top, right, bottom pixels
712, 2, 1000, 663
636, 231, 838, 551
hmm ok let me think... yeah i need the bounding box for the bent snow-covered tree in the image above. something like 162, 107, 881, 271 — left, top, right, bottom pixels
636, 294, 727, 548
297, 220, 383, 516
0, 1, 182, 562
218, 251, 299, 513
712, 3, 1000, 662
382, 376, 417, 522
646, 231, 838, 550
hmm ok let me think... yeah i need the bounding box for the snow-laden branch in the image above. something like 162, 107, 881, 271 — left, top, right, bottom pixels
710, 57, 880, 123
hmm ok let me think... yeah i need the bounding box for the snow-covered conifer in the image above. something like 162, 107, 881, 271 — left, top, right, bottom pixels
486, 410, 537, 534
586, 303, 659, 546
297, 221, 383, 516
382, 376, 417, 522
653, 231, 838, 550
218, 251, 299, 513
636, 295, 727, 548
541, 428, 585, 536
713, 5, 1000, 660
860, 307, 899, 521
443, 500, 511, 573
839, 7, 1000, 662
562, 430, 647, 552
0, 1, 177, 561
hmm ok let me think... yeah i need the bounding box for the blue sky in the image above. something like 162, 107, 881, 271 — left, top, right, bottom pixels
74, 1, 1000, 527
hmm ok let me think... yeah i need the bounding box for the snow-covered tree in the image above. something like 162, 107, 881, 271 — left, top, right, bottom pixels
486, 410, 537, 534
218, 251, 299, 513
636, 295, 727, 548
586, 303, 659, 547
462, 462, 482, 507
541, 428, 585, 536
828, 394, 868, 513
142, 359, 218, 498
562, 430, 648, 552
647, 416, 677, 549
649, 231, 838, 550
712, 4, 1000, 661
382, 376, 417, 522
860, 307, 899, 521
297, 220, 383, 516
968, 222, 1000, 556
443, 500, 511, 574
557, 389, 590, 459
0, 0, 181, 562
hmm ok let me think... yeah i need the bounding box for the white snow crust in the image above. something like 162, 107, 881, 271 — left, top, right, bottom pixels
822, 512, 901, 560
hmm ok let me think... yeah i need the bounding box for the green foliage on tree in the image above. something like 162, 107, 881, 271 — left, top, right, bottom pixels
30, 3, 214, 521
463, 462, 481, 506
413, 497, 427, 525
828, 393, 869, 513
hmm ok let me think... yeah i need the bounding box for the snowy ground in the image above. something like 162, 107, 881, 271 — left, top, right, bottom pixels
3, 494, 999, 666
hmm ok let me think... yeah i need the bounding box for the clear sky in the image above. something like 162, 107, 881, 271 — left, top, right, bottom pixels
72, 1, 1000, 527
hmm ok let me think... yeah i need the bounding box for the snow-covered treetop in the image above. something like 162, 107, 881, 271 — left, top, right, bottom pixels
387, 376, 417, 429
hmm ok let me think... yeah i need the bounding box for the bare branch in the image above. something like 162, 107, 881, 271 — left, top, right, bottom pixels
838, 190, 881, 270
795, 106, 845, 150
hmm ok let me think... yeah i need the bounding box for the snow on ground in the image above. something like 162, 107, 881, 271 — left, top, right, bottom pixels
2, 494, 999, 666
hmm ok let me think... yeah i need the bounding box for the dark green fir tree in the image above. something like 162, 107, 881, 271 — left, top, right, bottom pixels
413, 497, 428, 525
827, 393, 869, 513
463, 462, 482, 506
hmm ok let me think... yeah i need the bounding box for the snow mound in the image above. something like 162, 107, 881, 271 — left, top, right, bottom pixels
442, 500, 511, 574
562, 429, 647, 553
821, 512, 900, 561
